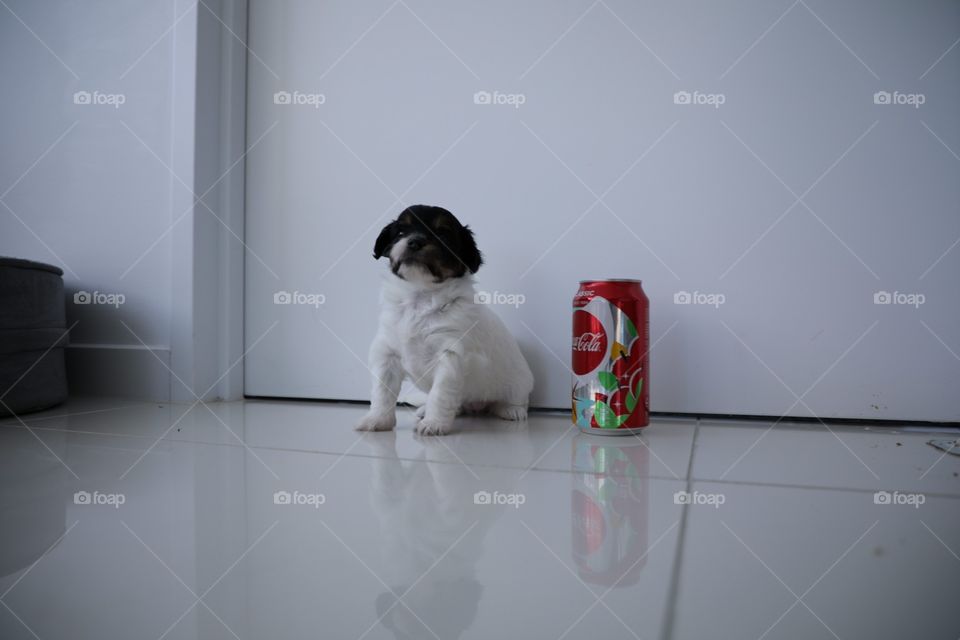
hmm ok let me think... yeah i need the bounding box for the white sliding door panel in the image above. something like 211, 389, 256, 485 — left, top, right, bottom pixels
245, 0, 960, 421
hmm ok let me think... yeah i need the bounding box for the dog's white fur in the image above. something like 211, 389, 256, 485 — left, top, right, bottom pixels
356, 258, 534, 436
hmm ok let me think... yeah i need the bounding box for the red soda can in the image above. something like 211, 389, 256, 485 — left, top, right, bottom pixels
572, 279, 649, 433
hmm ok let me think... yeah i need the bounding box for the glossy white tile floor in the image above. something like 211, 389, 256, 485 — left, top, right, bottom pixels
0, 398, 958, 640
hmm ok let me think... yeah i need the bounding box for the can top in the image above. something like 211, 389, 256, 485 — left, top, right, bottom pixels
579, 278, 642, 284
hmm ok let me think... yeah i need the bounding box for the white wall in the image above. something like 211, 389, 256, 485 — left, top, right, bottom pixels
0, 0, 246, 401
244, 0, 960, 422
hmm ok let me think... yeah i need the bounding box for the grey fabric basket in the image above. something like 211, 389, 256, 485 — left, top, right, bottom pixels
0, 257, 69, 416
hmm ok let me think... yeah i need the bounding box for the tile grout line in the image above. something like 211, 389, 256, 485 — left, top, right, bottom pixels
687, 475, 960, 498
660, 418, 700, 640
0, 418, 694, 480
0, 401, 161, 425
5, 419, 960, 497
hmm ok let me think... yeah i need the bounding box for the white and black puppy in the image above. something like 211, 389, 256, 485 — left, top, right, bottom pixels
355, 205, 534, 436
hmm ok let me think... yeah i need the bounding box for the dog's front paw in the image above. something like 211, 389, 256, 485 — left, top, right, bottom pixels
415, 417, 453, 436
415, 405, 427, 420
354, 413, 396, 432
492, 403, 528, 421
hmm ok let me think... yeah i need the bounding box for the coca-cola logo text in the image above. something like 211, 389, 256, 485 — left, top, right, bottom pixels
572, 310, 607, 375
573, 332, 603, 352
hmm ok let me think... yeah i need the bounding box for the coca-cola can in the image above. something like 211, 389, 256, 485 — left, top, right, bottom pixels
572, 279, 649, 434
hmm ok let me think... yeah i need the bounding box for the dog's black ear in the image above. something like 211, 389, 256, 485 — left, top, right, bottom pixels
459, 225, 483, 274
373, 222, 396, 259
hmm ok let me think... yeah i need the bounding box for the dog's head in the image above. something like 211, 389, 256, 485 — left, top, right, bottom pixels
373, 205, 482, 283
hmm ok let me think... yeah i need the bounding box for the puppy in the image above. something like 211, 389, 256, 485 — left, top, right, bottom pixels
355, 205, 534, 436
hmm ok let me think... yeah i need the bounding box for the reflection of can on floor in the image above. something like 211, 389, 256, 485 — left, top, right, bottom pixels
571, 434, 649, 587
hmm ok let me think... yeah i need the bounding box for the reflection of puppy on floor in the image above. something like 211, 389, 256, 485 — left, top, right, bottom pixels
363, 433, 518, 640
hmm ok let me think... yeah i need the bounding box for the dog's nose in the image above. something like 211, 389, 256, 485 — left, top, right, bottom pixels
407, 237, 424, 251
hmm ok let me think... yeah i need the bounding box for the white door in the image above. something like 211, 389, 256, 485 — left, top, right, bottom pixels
244, 0, 960, 422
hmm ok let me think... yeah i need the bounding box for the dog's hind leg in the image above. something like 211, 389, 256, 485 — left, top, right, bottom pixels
490, 395, 530, 420
490, 400, 528, 421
